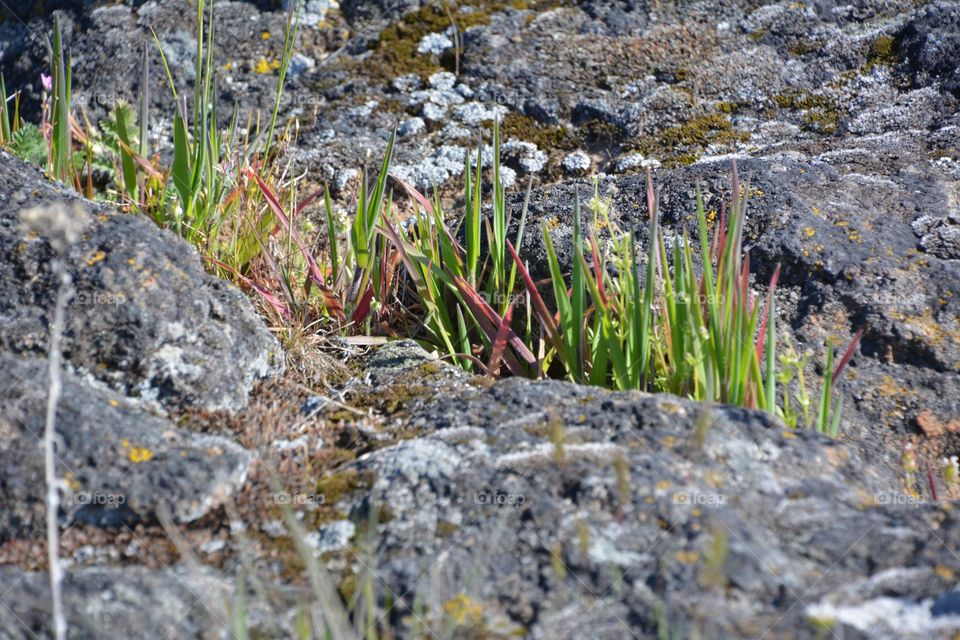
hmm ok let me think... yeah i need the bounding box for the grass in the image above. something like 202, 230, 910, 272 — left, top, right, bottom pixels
384, 142, 859, 432
0, 3, 874, 637
0, 0, 859, 434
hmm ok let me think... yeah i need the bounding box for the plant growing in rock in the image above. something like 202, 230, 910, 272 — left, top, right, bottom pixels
379, 128, 860, 432
382, 121, 538, 374
237, 132, 404, 335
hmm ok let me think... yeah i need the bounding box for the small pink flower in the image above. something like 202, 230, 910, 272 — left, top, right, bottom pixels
40, 74, 52, 92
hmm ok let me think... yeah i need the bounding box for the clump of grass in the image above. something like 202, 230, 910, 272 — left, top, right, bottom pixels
377, 126, 859, 433
383, 121, 539, 375
0, 9, 858, 435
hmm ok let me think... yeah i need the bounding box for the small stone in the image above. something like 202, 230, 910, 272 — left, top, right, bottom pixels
428, 71, 457, 91
287, 53, 315, 79
418, 32, 454, 55
615, 153, 645, 172
562, 150, 591, 174
398, 117, 426, 137
422, 102, 448, 121
305, 520, 356, 554
393, 74, 422, 93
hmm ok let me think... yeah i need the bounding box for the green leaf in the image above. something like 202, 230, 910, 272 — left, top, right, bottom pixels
10, 124, 47, 166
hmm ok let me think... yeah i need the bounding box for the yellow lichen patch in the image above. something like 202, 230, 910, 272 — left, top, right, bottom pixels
121, 440, 155, 463
782, 429, 797, 439
675, 549, 700, 564
876, 375, 910, 399
897, 309, 960, 352
704, 470, 725, 487
660, 401, 683, 415
655, 479, 671, 492
64, 471, 82, 492
802, 226, 816, 238
442, 593, 484, 626
109, 399, 119, 407
85, 250, 106, 266
935, 565, 956, 581
261, 31, 271, 40
254, 58, 272, 74
824, 447, 849, 467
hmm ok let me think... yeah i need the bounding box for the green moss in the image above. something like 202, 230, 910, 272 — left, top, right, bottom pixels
502, 112, 580, 150
773, 91, 832, 110
866, 34, 900, 69
747, 28, 767, 42
803, 109, 839, 134
316, 468, 374, 505
577, 118, 623, 148
351, 0, 564, 82
715, 101, 739, 114
660, 113, 749, 148
773, 90, 840, 134
789, 39, 824, 56
628, 111, 750, 168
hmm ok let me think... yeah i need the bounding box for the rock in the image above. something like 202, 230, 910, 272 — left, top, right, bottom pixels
0, 354, 253, 542
397, 115, 426, 136
340, 0, 423, 23
898, 2, 960, 99
314, 342, 959, 640
562, 150, 591, 174
0, 152, 281, 413
0, 566, 310, 639
417, 31, 453, 55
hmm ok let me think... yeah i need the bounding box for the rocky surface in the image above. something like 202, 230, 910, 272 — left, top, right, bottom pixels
1, 0, 960, 639
0, 354, 254, 541
317, 342, 960, 639
0, 151, 282, 412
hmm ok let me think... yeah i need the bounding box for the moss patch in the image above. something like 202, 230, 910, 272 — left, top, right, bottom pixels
502, 112, 580, 150
866, 34, 900, 69
774, 90, 840, 134
629, 113, 749, 166
577, 118, 624, 150
350, 0, 564, 82
316, 468, 375, 505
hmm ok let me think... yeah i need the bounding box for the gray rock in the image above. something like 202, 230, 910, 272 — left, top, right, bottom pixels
562, 150, 591, 174
314, 342, 959, 640
417, 31, 453, 55
0, 566, 310, 640
397, 115, 426, 137
0, 153, 282, 413
899, 2, 960, 98
0, 354, 253, 541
